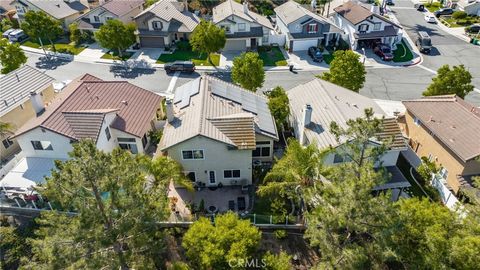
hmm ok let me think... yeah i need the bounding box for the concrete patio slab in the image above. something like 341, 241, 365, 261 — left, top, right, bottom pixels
168, 181, 250, 219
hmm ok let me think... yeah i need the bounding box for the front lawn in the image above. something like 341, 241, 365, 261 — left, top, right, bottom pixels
392, 39, 414, 63
258, 46, 288, 66
157, 50, 220, 66
21, 37, 86, 55
101, 51, 134, 61
425, 2, 441, 13
442, 15, 480, 28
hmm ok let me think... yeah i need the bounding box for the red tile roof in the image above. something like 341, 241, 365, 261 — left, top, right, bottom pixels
14, 74, 162, 140
403, 95, 480, 162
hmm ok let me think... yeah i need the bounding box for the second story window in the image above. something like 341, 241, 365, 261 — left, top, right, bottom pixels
105, 127, 111, 141
31, 140, 53, 151
373, 22, 381, 31
220, 25, 230, 33
93, 15, 100, 22
118, 138, 138, 154
182, 150, 204, 160
238, 23, 246, 31
308, 23, 317, 33
2, 138, 14, 149
358, 24, 369, 32
152, 21, 162, 30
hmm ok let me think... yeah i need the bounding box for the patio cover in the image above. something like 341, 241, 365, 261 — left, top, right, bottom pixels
0, 157, 62, 189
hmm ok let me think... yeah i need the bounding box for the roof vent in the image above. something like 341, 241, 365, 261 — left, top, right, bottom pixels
352, 103, 358, 108
15, 73, 20, 82
3, 100, 7, 106
451, 125, 456, 129
121, 100, 128, 105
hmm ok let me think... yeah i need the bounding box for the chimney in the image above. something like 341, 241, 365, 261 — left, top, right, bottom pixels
243, 1, 248, 14
303, 104, 312, 127
165, 98, 174, 123
370, 4, 379, 14
30, 91, 45, 115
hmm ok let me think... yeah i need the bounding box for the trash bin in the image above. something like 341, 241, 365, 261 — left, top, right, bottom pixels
289, 64, 294, 72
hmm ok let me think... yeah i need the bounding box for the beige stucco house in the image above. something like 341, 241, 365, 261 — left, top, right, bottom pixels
0, 65, 55, 162
12, 0, 89, 29
159, 75, 278, 188
402, 95, 480, 197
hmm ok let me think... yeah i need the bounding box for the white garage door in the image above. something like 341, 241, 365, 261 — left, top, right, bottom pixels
224, 39, 247, 51
292, 39, 319, 51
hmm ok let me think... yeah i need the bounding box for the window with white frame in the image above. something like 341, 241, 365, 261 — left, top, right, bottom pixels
439, 167, 448, 180
93, 15, 100, 22
31, 140, 53, 151
238, 23, 246, 31
220, 25, 230, 33
373, 22, 381, 31
224, 170, 240, 179
118, 138, 138, 154
262, 35, 268, 43
152, 21, 162, 30
106, 17, 113, 21
105, 127, 111, 141
358, 24, 369, 32
2, 138, 14, 149
308, 23, 317, 33
182, 150, 204, 160
252, 141, 270, 157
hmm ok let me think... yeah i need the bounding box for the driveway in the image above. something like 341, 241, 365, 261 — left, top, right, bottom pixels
389, 0, 480, 89
288, 51, 329, 69
220, 50, 243, 67
77, 42, 107, 59
131, 48, 163, 64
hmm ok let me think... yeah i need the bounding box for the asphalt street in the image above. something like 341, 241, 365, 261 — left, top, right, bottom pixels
20, 0, 480, 106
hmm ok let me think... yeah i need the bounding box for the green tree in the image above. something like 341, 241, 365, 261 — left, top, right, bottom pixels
21, 10, 63, 52
0, 218, 36, 269
423, 64, 474, 98
258, 139, 325, 214
266, 86, 290, 131
305, 109, 394, 269
231, 52, 265, 92
0, 121, 14, 138
0, 38, 27, 74
0, 18, 12, 32
182, 212, 261, 269
25, 140, 185, 269
68, 22, 82, 46
94, 19, 136, 58
320, 50, 366, 92
262, 251, 292, 270
189, 20, 225, 64
417, 156, 439, 182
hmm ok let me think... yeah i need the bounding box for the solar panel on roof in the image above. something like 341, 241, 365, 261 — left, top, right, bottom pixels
174, 78, 200, 109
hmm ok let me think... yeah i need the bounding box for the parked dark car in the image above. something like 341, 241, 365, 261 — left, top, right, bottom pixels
465, 24, 480, 33
164, 61, 195, 73
434, 8, 454, 17
386, 0, 394, 5
414, 3, 425, 11
307, 46, 323, 62
373, 43, 394, 61
416, 31, 432, 54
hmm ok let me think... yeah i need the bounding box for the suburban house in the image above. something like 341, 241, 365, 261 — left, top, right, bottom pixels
446, 0, 480, 16
74, 0, 144, 32
402, 95, 480, 205
12, 0, 89, 29
212, 0, 274, 51
159, 75, 278, 188
0, 74, 163, 190
288, 78, 409, 198
134, 0, 199, 48
0, 65, 56, 163
0, 0, 16, 20
333, 1, 402, 50
274, 0, 343, 52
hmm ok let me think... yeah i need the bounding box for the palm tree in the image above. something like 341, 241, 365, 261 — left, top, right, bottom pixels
0, 121, 14, 139
257, 138, 326, 214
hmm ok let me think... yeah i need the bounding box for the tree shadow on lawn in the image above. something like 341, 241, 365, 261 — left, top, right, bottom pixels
35, 55, 72, 70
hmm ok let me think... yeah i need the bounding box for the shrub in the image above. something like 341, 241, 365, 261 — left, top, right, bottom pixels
176, 40, 191, 51
274, 229, 287, 239
148, 129, 163, 145
452, 11, 467, 19
57, 48, 73, 55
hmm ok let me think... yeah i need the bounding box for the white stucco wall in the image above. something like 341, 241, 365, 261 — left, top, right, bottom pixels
16, 127, 73, 159
165, 135, 253, 186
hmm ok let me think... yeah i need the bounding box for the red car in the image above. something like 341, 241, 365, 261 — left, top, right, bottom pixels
373, 44, 394, 61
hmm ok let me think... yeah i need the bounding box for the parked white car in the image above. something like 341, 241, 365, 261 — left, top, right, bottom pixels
424, 14, 437, 23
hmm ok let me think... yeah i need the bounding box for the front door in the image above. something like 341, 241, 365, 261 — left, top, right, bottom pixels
250, 38, 257, 49
209, 171, 216, 185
